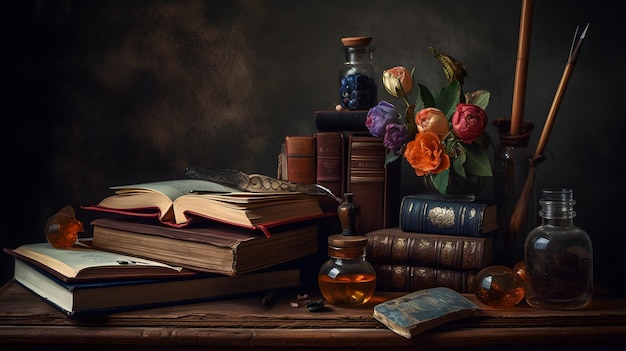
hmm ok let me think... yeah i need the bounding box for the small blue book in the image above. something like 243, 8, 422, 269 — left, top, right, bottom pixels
373, 287, 481, 339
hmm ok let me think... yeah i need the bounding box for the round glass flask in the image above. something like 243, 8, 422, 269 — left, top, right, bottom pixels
318, 234, 377, 306
524, 188, 593, 310
338, 36, 377, 110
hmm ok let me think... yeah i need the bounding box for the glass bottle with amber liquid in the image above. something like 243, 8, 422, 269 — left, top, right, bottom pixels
318, 193, 376, 306
524, 188, 593, 310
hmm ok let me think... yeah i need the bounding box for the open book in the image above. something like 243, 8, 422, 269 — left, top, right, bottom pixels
82, 179, 326, 237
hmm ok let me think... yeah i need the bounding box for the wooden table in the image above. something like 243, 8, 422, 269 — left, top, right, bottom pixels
1, 280, 625, 350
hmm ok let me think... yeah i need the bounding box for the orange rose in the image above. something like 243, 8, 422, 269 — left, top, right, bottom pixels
403, 132, 450, 176
415, 107, 450, 137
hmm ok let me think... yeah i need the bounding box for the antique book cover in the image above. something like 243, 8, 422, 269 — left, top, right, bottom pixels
373, 287, 481, 339
399, 193, 497, 237
347, 133, 400, 235
314, 110, 368, 132
374, 264, 477, 293
90, 217, 319, 276
366, 227, 493, 270
285, 134, 317, 184
315, 131, 346, 211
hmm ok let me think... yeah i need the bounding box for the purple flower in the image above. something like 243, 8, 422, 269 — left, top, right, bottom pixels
383, 123, 409, 152
365, 101, 397, 137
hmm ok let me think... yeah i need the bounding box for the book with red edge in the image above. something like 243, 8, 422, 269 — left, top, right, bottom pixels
81, 178, 326, 238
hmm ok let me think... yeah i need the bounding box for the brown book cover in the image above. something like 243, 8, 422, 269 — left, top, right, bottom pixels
366, 227, 493, 270
315, 131, 346, 211
374, 264, 476, 293
347, 133, 400, 235
285, 135, 317, 184
90, 217, 319, 276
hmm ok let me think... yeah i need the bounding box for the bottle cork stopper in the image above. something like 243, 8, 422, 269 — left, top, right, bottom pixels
341, 36, 372, 47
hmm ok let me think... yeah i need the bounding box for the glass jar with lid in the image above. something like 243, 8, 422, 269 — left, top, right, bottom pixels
338, 36, 378, 110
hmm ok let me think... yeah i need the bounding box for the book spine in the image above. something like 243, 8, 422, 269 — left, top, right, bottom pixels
374, 264, 476, 293
399, 195, 489, 237
285, 135, 317, 184
314, 110, 369, 132
315, 131, 345, 203
366, 229, 492, 270
347, 133, 400, 235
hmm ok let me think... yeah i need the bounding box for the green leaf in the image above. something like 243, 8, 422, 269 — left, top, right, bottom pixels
452, 145, 466, 177
465, 90, 491, 110
431, 169, 450, 194
417, 83, 435, 108
462, 142, 493, 176
435, 80, 461, 119
384, 152, 400, 166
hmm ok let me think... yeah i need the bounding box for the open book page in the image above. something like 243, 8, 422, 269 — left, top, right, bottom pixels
9, 243, 183, 279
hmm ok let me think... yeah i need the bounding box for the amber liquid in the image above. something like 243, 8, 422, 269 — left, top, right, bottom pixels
318, 273, 376, 306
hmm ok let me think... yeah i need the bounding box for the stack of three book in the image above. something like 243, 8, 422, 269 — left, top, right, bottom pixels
365, 193, 497, 294
3, 178, 330, 316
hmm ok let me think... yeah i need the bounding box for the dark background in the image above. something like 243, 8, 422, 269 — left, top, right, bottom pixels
4, 0, 624, 293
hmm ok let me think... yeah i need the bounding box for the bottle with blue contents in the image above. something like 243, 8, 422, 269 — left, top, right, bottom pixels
338, 36, 377, 110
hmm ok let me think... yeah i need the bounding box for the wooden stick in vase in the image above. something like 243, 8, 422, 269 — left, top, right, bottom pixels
510, 0, 534, 136
508, 23, 590, 238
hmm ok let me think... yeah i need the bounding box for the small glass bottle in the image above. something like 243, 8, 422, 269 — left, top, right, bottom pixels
318, 193, 376, 306
524, 188, 593, 310
338, 36, 377, 110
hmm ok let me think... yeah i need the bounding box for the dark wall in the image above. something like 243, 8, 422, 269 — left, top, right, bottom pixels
5, 0, 624, 293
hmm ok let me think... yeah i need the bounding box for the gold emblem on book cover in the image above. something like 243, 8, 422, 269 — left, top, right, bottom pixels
427, 206, 456, 229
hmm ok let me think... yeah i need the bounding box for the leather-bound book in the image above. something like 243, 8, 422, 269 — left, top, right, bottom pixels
285, 135, 317, 184
366, 227, 493, 270
374, 264, 477, 293
315, 131, 346, 211
347, 133, 400, 235
314, 110, 368, 132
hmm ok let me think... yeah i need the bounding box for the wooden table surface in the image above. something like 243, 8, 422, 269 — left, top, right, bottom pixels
1, 280, 625, 350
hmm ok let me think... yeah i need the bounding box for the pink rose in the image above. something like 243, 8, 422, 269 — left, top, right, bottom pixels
451, 103, 488, 144
382, 66, 414, 98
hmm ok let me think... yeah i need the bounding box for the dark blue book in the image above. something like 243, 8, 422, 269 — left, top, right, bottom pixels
399, 194, 497, 237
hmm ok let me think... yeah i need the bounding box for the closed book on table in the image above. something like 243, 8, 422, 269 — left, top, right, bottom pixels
399, 193, 497, 237
347, 133, 400, 235
366, 227, 493, 270
314, 110, 368, 132
373, 287, 481, 339
374, 264, 476, 293
90, 217, 319, 276
315, 131, 346, 211
285, 135, 317, 184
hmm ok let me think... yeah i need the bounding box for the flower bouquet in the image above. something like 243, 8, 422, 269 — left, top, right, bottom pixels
365, 47, 493, 196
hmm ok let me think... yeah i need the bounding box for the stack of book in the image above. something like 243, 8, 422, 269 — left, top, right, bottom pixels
366, 193, 497, 293
279, 110, 400, 235
4, 178, 329, 316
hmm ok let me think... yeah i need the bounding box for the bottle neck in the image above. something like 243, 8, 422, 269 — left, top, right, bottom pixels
539, 198, 576, 227
344, 46, 374, 64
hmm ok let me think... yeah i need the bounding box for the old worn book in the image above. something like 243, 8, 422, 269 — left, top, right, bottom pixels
347, 133, 400, 235
285, 135, 317, 184
373, 287, 481, 339
366, 227, 493, 270
315, 131, 346, 211
374, 264, 477, 293
82, 179, 325, 237
314, 110, 368, 132
3, 242, 187, 283
90, 217, 319, 276
399, 193, 497, 237
10, 257, 300, 316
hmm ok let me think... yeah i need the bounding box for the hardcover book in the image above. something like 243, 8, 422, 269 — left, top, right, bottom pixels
347, 133, 400, 235
3, 242, 187, 283
366, 227, 493, 270
285, 135, 317, 184
10, 257, 300, 316
399, 193, 497, 237
374, 264, 477, 293
90, 217, 319, 276
373, 287, 481, 339
81, 179, 325, 237
315, 131, 346, 211
314, 110, 368, 132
